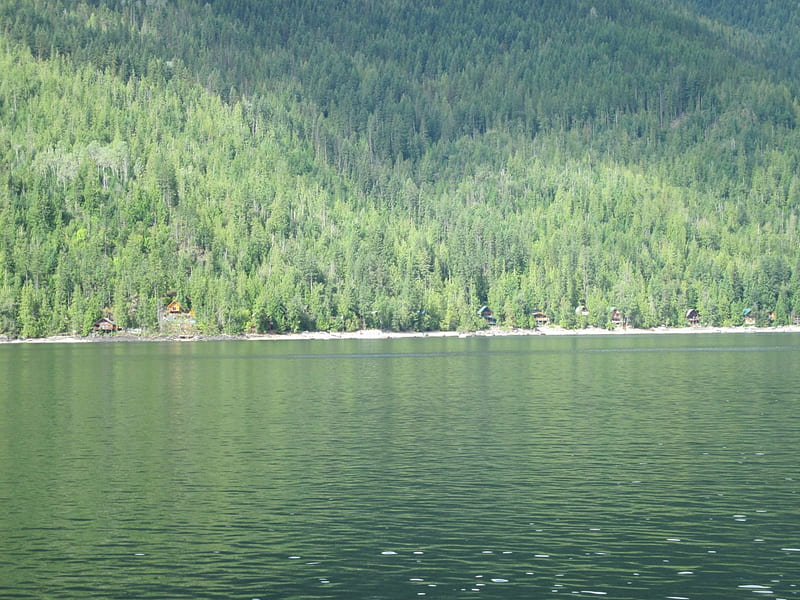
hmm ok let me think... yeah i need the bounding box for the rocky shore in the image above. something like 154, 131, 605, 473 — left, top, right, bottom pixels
2, 324, 799, 344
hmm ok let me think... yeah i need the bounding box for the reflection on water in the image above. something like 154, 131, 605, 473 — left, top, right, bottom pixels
1, 334, 799, 599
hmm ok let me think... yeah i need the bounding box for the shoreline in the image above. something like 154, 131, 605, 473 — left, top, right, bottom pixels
2, 324, 799, 344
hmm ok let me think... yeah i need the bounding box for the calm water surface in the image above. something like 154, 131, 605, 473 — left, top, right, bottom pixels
1, 333, 799, 599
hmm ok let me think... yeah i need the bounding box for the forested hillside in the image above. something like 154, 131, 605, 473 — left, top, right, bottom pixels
2, 0, 800, 336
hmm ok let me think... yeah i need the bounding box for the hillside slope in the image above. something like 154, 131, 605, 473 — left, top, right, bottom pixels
1, 0, 799, 336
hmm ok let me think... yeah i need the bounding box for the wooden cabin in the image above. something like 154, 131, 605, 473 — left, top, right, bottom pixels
575, 304, 590, 317
609, 307, 623, 328
93, 317, 120, 333
743, 308, 755, 325
792, 312, 800, 326
166, 300, 186, 314
686, 308, 701, 326
478, 306, 496, 325
532, 311, 550, 327
163, 301, 195, 320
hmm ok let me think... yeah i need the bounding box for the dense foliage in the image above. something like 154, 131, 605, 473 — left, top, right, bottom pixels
1, 0, 800, 336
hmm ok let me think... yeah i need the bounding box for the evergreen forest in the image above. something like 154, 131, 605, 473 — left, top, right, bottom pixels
2, 0, 800, 336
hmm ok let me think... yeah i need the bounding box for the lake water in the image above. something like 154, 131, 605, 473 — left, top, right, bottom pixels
1, 333, 799, 599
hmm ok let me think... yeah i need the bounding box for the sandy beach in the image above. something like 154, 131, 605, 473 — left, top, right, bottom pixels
2, 324, 799, 344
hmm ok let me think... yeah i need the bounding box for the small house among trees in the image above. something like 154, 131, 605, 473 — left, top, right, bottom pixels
160, 300, 197, 335
166, 300, 187, 314
609, 307, 623, 328
93, 317, 120, 333
532, 311, 550, 327
686, 308, 701, 326
478, 306, 496, 325
743, 308, 775, 326
575, 304, 589, 317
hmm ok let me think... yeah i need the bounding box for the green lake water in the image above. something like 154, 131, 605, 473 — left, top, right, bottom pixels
1, 333, 799, 599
